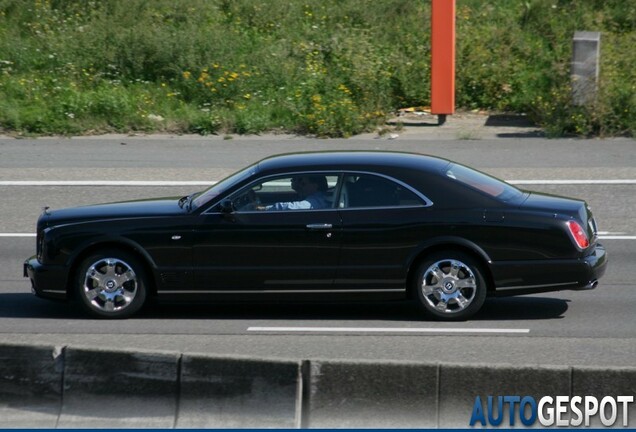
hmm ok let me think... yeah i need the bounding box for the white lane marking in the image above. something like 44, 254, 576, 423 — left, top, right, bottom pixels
0, 179, 635, 186
247, 326, 530, 334
509, 180, 636, 185
0, 233, 36, 237
0, 181, 213, 186
598, 232, 636, 240
600, 236, 636, 240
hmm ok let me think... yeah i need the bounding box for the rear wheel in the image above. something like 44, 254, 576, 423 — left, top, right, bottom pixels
75, 250, 147, 318
414, 252, 487, 320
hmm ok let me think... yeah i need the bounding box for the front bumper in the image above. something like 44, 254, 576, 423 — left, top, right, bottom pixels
24, 256, 69, 300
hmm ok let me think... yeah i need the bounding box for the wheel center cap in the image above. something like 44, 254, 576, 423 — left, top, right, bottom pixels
105, 280, 117, 291
442, 280, 456, 293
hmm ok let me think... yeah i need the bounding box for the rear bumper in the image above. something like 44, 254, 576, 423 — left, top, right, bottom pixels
490, 243, 608, 296
24, 256, 69, 300
572, 242, 607, 289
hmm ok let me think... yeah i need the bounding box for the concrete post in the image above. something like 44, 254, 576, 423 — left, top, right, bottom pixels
571, 31, 601, 106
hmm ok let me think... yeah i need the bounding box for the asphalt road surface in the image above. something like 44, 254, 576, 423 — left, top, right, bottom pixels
0, 133, 634, 367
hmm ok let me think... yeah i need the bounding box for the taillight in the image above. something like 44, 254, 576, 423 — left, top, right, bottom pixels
567, 220, 590, 249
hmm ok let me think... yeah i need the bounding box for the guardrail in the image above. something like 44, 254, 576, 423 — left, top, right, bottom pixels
1, 343, 633, 428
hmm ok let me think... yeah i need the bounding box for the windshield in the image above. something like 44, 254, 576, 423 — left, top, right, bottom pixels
191, 164, 257, 209
445, 163, 523, 202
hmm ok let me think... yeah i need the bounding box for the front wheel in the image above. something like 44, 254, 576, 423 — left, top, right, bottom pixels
414, 252, 487, 320
75, 250, 147, 318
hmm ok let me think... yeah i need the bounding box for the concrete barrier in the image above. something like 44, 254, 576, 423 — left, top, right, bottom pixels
573, 367, 636, 428
307, 360, 438, 428
176, 355, 301, 428
439, 363, 571, 428
57, 347, 180, 428
0, 343, 63, 428
1, 342, 635, 428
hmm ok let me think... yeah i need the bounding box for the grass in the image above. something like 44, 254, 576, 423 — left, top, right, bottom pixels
0, 0, 634, 137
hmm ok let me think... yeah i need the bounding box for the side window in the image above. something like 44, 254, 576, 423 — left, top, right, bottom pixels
230, 174, 340, 211
338, 174, 424, 209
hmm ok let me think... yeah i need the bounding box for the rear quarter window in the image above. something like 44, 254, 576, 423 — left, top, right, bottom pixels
445, 163, 523, 203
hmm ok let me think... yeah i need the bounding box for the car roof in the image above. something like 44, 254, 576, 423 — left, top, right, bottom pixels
256, 151, 450, 174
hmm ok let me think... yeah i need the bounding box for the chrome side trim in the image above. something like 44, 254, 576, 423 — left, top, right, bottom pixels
496, 281, 578, 291
159, 288, 407, 294
41, 289, 67, 293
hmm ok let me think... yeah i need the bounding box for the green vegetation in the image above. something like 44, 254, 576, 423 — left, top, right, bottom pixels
0, 0, 634, 137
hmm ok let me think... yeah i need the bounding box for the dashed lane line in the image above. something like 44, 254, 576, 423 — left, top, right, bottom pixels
0, 181, 211, 186
247, 326, 530, 334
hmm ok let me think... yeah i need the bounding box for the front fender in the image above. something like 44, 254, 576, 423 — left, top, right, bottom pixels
65, 234, 159, 270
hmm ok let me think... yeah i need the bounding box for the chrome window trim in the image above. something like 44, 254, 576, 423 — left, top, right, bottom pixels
202, 170, 433, 215
337, 205, 429, 212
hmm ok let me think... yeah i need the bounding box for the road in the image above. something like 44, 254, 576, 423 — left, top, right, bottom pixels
0, 133, 634, 367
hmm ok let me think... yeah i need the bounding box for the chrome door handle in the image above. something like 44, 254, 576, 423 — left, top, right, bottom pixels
306, 223, 333, 230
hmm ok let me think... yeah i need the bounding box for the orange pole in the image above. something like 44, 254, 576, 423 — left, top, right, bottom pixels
431, 0, 456, 117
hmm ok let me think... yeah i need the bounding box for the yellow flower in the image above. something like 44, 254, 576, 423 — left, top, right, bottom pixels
338, 84, 351, 94
182, 71, 191, 80
243, 93, 251, 100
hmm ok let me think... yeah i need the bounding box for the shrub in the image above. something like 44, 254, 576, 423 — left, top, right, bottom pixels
0, 0, 633, 136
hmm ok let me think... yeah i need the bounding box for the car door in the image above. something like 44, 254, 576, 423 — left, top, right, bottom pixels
193, 173, 342, 293
335, 172, 431, 293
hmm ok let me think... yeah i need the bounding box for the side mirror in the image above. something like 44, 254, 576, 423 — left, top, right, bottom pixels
218, 199, 235, 214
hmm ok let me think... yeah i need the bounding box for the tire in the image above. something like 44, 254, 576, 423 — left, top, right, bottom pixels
75, 250, 147, 319
414, 251, 487, 321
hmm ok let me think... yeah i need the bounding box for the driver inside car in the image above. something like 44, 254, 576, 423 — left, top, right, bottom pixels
257, 175, 329, 210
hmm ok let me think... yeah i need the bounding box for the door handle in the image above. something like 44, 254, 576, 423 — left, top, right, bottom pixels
306, 223, 333, 230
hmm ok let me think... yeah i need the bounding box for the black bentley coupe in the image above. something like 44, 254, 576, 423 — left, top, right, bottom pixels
24, 151, 607, 320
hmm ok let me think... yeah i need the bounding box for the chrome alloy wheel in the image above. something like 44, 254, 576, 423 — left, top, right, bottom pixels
82, 258, 138, 313
420, 259, 477, 314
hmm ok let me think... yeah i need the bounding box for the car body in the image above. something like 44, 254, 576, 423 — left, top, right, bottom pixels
24, 151, 607, 319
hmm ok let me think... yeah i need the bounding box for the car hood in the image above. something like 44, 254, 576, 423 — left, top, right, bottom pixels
40, 197, 187, 227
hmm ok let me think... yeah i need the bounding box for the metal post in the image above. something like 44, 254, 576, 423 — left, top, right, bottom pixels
431, 0, 456, 121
